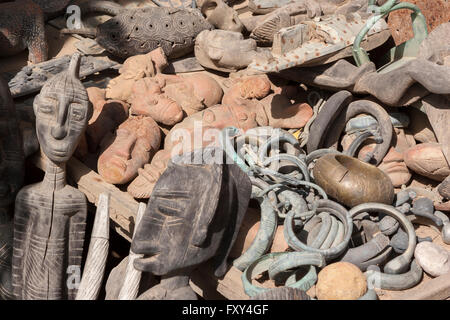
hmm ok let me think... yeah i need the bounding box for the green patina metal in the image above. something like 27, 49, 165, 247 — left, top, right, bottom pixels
353, 0, 428, 72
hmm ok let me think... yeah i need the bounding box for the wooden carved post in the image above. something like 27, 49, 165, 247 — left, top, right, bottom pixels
12, 53, 92, 300
0, 76, 25, 300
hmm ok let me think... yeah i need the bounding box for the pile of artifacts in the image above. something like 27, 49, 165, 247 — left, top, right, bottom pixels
0, 0, 449, 300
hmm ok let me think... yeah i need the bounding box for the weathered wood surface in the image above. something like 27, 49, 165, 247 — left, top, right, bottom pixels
32, 153, 139, 242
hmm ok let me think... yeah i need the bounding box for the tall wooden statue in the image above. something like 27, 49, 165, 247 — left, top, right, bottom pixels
0, 76, 25, 300
12, 53, 92, 300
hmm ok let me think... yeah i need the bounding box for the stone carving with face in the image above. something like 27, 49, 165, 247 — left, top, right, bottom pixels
98, 116, 161, 185
131, 148, 251, 299
12, 53, 91, 300
0, 76, 25, 300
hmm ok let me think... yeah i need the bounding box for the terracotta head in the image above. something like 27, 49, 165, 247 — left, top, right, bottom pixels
98, 116, 161, 184
33, 53, 92, 163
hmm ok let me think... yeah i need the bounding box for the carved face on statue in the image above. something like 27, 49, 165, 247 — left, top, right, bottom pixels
132, 148, 251, 277
33, 54, 92, 163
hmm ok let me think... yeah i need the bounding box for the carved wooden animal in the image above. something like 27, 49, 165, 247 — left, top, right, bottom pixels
12, 53, 92, 300
0, 76, 25, 300
61, 1, 213, 59
0, 0, 48, 63
131, 148, 251, 299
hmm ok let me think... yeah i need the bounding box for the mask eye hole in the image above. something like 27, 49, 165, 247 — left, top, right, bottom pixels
71, 105, 85, 121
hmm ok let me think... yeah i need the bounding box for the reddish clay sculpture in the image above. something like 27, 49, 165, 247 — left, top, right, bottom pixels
342, 128, 415, 187
106, 48, 168, 102
98, 116, 161, 185
404, 143, 450, 182
130, 73, 223, 125
223, 75, 313, 129
85, 87, 129, 153
127, 104, 260, 199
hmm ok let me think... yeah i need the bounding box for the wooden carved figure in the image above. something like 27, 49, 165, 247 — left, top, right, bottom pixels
12, 53, 92, 300
131, 148, 252, 300
0, 76, 25, 300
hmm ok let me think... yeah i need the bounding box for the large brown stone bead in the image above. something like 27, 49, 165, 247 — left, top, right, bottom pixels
404, 143, 450, 182
316, 262, 367, 300
313, 154, 395, 207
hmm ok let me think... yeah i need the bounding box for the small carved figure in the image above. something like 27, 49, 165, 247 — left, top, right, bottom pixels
129, 77, 183, 126
195, 30, 271, 73
62, 1, 213, 59
98, 116, 161, 185
12, 53, 92, 300
106, 48, 168, 102
223, 75, 314, 129
0, 0, 48, 64
127, 104, 260, 199
198, 0, 244, 33
85, 87, 129, 153
131, 148, 252, 300
0, 76, 25, 300
130, 73, 223, 124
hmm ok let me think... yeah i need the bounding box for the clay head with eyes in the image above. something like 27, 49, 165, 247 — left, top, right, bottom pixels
33, 53, 92, 163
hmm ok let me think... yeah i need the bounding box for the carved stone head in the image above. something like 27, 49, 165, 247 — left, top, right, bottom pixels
33, 53, 92, 163
0, 76, 24, 209
131, 148, 251, 277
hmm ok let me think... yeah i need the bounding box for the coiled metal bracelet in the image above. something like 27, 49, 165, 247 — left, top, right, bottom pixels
284, 199, 353, 260
233, 178, 278, 271
349, 203, 416, 274
242, 252, 323, 297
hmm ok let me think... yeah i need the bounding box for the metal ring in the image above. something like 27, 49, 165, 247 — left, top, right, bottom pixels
284, 199, 353, 260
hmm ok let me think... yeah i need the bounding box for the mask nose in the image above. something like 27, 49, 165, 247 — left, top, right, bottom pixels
51, 125, 68, 139
52, 95, 69, 140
